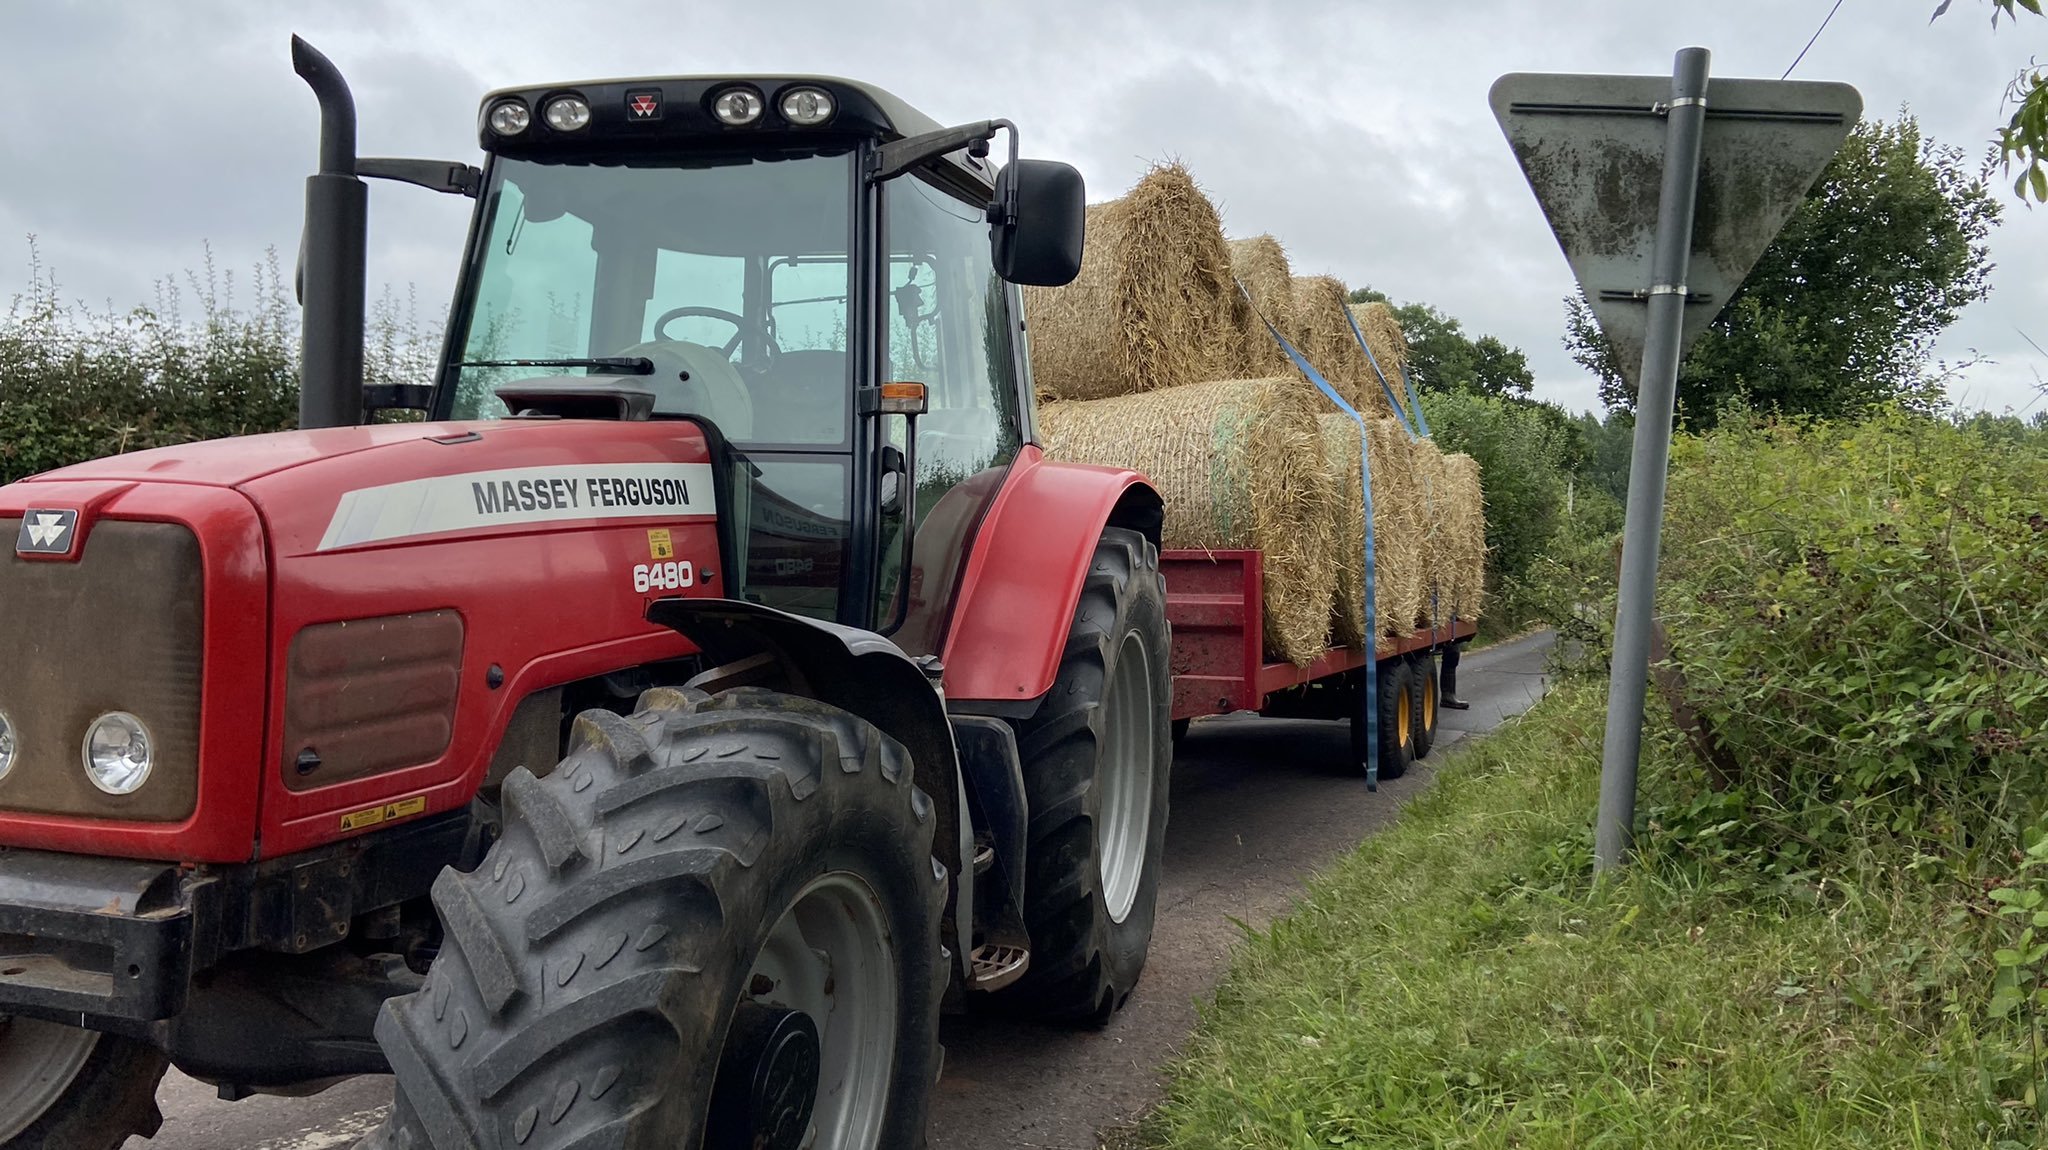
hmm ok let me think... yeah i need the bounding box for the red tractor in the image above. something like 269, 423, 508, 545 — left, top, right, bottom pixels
0, 40, 1173, 1149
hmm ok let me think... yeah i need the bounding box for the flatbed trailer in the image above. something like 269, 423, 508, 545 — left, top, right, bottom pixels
1162, 548, 1478, 778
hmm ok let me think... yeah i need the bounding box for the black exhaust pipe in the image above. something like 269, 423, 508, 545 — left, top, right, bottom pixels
291, 35, 366, 430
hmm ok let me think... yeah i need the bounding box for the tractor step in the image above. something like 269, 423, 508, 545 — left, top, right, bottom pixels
969, 943, 1030, 991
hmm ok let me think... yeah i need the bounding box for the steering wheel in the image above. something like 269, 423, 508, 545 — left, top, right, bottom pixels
649, 305, 774, 365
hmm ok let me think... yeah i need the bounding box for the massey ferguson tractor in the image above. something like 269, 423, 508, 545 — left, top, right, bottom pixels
0, 39, 1173, 1149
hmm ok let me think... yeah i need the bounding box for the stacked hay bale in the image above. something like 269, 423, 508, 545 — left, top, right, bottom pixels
1440, 453, 1487, 621
1407, 438, 1449, 629
1025, 161, 1468, 663
1227, 235, 1295, 376
1024, 164, 1240, 400
1349, 301, 1412, 414
1289, 277, 1396, 422
1319, 415, 1423, 652
1040, 379, 1334, 663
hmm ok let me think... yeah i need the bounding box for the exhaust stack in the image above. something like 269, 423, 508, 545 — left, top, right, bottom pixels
291, 36, 366, 430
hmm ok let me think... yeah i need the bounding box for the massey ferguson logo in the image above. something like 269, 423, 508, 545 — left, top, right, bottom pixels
626, 90, 662, 120
15, 508, 78, 556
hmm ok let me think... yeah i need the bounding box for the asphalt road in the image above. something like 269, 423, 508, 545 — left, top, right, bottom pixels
124, 630, 1555, 1150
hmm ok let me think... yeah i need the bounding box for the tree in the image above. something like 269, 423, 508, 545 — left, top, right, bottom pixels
1932, 0, 2048, 202
1348, 288, 1534, 398
1565, 116, 1998, 425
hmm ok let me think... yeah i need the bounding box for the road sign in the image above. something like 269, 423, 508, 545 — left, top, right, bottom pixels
1490, 51, 1861, 870
1491, 70, 1862, 392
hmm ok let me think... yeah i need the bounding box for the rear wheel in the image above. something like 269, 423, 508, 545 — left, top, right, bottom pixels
0, 1018, 165, 1150
994, 527, 1171, 1024
364, 687, 946, 1150
1410, 651, 1439, 760
1352, 660, 1415, 781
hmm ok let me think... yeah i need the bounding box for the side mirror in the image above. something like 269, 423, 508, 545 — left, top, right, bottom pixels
993, 160, 1084, 287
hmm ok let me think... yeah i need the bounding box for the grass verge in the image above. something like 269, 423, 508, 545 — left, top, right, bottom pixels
1138, 682, 2027, 1149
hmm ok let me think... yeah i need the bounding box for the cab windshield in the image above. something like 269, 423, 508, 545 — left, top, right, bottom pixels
448, 150, 855, 448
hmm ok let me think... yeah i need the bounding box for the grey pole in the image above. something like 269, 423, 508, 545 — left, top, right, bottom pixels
1594, 46, 1711, 871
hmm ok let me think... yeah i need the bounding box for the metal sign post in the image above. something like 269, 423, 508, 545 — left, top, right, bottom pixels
1491, 52, 1861, 870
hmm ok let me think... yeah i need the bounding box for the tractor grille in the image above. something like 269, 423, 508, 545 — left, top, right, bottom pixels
0, 519, 205, 822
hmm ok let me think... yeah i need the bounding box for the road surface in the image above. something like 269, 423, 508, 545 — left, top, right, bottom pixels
125, 629, 1555, 1150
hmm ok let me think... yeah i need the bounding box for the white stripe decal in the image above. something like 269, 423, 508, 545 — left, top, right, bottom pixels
317, 463, 715, 551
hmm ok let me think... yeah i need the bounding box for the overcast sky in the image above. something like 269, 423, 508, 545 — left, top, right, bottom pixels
2, 0, 2042, 415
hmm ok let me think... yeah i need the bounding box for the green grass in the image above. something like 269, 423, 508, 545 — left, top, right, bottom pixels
1139, 683, 2037, 1149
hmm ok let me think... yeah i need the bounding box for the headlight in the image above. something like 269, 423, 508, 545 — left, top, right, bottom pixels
543, 95, 591, 132
0, 709, 15, 781
82, 712, 154, 795
779, 87, 835, 127
486, 99, 532, 137
712, 87, 765, 126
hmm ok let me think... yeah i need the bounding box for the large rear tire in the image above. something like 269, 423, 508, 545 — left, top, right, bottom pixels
1352, 660, 1415, 781
0, 1020, 165, 1150
993, 527, 1172, 1025
363, 687, 946, 1150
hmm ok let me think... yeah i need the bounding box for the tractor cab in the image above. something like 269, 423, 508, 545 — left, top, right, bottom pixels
309, 66, 1086, 645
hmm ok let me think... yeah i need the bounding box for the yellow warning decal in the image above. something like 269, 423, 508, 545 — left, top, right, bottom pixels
340, 795, 429, 832
648, 528, 675, 560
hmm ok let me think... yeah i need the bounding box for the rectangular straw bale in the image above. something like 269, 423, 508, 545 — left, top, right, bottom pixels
1022, 164, 1240, 401
1289, 276, 1396, 422
1319, 415, 1422, 652
1407, 437, 1451, 630
1040, 377, 1334, 665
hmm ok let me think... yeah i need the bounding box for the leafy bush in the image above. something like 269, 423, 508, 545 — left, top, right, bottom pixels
1422, 391, 1586, 633
1649, 410, 2048, 874
0, 243, 440, 485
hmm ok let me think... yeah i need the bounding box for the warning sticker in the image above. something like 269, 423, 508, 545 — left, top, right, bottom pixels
340, 795, 429, 832
648, 528, 674, 560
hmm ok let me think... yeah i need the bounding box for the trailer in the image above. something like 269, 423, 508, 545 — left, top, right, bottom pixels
1163, 548, 1478, 782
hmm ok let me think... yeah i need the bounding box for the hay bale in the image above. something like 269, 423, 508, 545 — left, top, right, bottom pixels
1023, 164, 1239, 401
1441, 452, 1487, 621
1289, 276, 1395, 422
1319, 415, 1422, 652
1227, 235, 1295, 376
1407, 438, 1450, 629
1350, 301, 1416, 427
1041, 378, 1334, 665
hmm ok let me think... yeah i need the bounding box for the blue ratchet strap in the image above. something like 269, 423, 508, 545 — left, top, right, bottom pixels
1238, 281, 1381, 790
1343, 304, 1432, 439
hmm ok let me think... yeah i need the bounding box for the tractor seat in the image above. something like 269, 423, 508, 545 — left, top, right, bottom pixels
753, 349, 849, 444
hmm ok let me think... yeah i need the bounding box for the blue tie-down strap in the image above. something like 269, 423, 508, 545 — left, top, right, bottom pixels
1343, 303, 1432, 440
1239, 285, 1380, 790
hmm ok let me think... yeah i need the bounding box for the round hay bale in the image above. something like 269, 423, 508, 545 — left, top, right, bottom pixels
1441, 452, 1487, 621
1350, 301, 1416, 427
1041, 378, 1334, 665
1407, 438, 1451, 629
1228, 235, 1295, 376
1289, 276, 1395, 422
1023, 164, 1239, 401
1320, 415, 1421, 651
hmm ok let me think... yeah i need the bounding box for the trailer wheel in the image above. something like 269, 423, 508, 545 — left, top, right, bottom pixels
364, 687, 946, 1150
0, 1020, 165, 1150
995, 527, 1172, 1024
1410, 651, 1439, 760
1353, 660, 1415, 781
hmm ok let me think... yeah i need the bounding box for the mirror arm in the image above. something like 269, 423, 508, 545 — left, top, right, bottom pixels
358, 158, 482, 198
870, 119, 1006, 184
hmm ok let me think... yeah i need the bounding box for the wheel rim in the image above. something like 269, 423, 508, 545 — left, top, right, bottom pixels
0, 1014, 100, 1142
1423, 669, 1438, 733
1099, 629, 1156, 925
1397, 683, 1412, 749
737, 872, 897, 1150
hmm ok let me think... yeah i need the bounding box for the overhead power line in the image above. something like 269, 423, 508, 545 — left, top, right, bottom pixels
1783, 0, 1849, 79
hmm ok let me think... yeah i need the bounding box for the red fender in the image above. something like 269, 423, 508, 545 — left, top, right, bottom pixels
942, 445, 1160, 705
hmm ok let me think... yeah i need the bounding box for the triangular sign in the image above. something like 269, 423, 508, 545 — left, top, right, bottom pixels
1490, 72, 1861, 393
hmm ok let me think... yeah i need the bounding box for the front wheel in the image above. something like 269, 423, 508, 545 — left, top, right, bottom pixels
0, 1019, 166, 1150
1352, 660, 1415, 781
365, 687, 946, 1150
